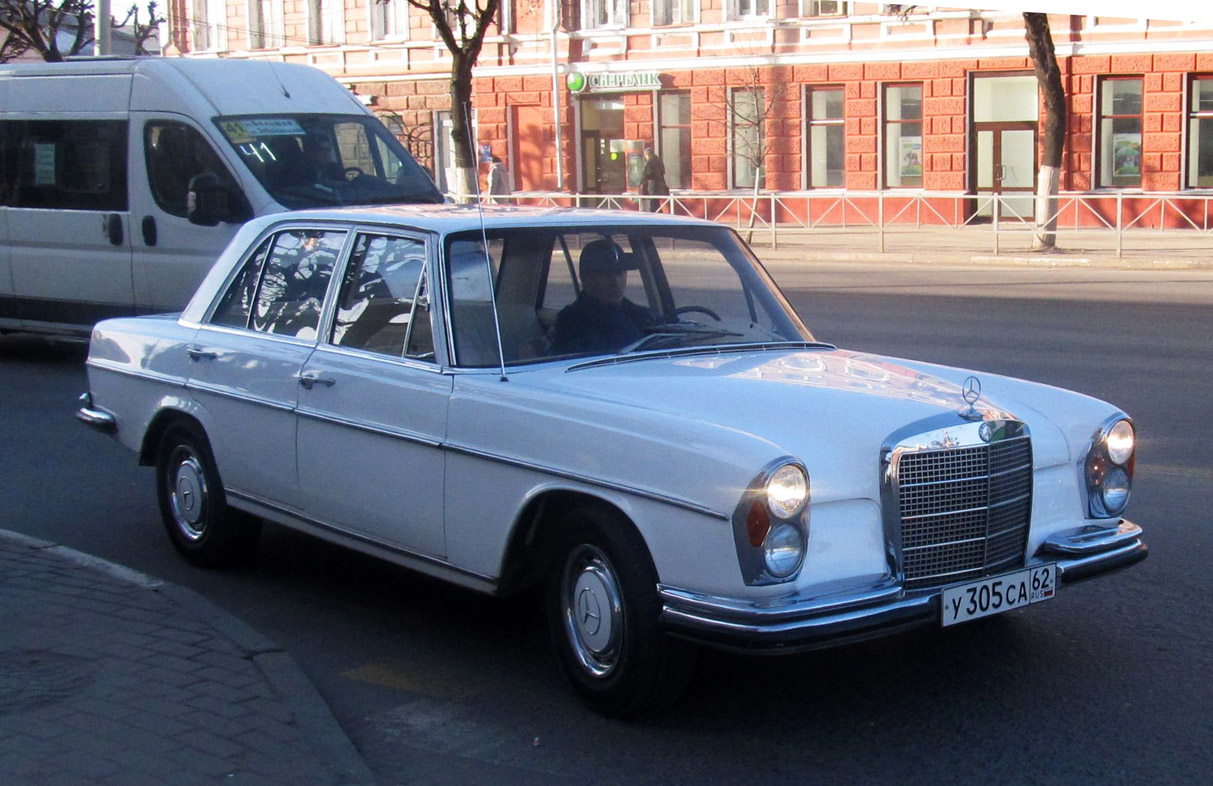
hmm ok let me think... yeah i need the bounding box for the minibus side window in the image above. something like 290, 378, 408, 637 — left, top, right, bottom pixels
12, 120, 128, 211
145, 122, 241, 218
0, 122, 11, 206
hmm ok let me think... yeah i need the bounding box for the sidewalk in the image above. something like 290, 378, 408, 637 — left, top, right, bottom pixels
0, 529, 375, 786
742, 225, 1213, 269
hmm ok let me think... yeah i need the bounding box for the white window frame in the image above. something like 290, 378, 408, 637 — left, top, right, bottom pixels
803, 0, 848, 16
247, 0, 284, 49
1187, 75, 1213, 189
582, 0, 628, 29
308, 0, 345, 45
805, 85, 845, 189
728, 0, 771, 21
190, 0, 226, 52
370, 0, 411, 41
730, 87, 765, 190
652, 0, 695, 26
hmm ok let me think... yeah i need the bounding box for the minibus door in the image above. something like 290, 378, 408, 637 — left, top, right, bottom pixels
6, 118, 134, 330
130, 116, 247, 315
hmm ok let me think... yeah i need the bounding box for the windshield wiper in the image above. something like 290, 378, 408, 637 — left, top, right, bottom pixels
620, 324, 744, 354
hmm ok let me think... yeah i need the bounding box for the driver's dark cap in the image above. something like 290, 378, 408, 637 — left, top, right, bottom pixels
580, 239, 638, 275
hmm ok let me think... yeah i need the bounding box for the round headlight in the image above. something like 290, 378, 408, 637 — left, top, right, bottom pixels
1106, 419, 1135, 466
766, 464, 808, 519
763, 522, 804, 578
1101, 466, 1131, 514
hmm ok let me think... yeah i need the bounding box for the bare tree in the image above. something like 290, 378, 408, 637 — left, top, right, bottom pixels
0, 0, 92, 61
1, 0, 160, 61
117, 1, 163, 56
402, 0, 500, 200
1024, 11, 1066, 250
696, 66, 789, 241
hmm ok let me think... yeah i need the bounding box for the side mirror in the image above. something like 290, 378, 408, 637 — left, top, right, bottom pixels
187, 173, 232, 227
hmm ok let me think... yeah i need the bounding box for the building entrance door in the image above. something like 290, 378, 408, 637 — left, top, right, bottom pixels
971, 74, 1038, 221
976, 123, 1037, 220
580, 99, 625, 198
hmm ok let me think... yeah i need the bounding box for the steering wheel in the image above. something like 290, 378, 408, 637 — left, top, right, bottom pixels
343, 167, 365, 181
667, 305, 722, 322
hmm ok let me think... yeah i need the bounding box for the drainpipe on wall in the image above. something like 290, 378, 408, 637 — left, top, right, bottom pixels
551, 21, 565, 191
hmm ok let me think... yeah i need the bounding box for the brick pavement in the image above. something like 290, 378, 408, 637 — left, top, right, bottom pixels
0, 530, 375, 786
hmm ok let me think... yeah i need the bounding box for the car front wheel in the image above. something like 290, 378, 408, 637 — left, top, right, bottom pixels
155, 422, 260, 568
547, 505, 696, 717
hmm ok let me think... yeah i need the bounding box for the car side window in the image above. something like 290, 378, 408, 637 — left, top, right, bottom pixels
332, 233, 433, 360
209, 228, 345, 339
211, 236, 273, 328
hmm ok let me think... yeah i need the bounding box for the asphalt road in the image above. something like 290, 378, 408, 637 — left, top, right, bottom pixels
1, 262, 1210, 786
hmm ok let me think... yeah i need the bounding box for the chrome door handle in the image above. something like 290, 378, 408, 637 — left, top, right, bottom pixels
298, 373, 336, 390
186, 346, 218, 361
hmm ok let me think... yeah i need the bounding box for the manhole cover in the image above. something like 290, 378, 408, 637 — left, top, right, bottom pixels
0, 649, 95, 715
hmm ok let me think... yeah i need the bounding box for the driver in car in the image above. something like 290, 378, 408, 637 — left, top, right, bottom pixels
550, 239, 654, 356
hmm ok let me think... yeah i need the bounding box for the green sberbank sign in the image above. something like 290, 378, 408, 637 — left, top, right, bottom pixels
566, 70, 662, 94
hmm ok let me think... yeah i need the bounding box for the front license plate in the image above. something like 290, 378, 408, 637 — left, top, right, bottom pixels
941, 564, 1057, 627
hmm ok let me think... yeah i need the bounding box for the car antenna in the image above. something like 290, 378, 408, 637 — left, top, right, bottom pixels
463, 103, 509, 382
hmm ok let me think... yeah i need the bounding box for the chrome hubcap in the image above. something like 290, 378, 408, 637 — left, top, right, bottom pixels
169, 453, 208, 542
562, 544, 623, 678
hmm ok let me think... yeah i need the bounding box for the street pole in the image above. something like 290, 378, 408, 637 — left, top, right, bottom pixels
95, 0, 112, 55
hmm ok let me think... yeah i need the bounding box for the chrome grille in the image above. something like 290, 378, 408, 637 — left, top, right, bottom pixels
897, 434, 1032, 591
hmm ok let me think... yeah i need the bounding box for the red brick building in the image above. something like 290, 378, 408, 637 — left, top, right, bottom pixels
162, 3, 1213, 223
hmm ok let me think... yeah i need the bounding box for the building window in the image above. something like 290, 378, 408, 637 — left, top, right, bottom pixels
654, 0, 694, 26
883, 83, 922, 188
659, 92, 692, 189
1188, 77, 1213, 188
308, 0, 344, 44
370, 0, 410, 40
1097, 77, 1143, 189
731, 87, 765, 190
190, 0, 225, 51
248, 0, 283, 48
806, 86, 844, 188
582, 0, 627, 29
729, 0, 770, 20
804, 0, 847, 15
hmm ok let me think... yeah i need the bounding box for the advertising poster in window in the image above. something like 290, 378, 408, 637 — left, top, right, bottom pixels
899, 136, 922, 178
1113, 133, 1142, 176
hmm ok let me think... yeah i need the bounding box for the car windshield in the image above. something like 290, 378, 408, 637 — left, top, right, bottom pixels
215, 114, 443, 208
444, 224, 817, 367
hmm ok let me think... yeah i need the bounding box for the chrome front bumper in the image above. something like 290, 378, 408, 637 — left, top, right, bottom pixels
659, 520, 1147, 653
75, 392, 116, 434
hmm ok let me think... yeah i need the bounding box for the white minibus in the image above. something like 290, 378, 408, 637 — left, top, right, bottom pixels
0, 57, 442, 337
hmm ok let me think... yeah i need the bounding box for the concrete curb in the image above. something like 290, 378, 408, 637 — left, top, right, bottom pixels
0, 528, 378, 786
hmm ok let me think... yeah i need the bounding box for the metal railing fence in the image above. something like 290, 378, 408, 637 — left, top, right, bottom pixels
477, 190, 1213, 258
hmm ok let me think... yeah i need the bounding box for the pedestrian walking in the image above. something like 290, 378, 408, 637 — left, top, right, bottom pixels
487, 156, 512, 204
639, 148, 669, 212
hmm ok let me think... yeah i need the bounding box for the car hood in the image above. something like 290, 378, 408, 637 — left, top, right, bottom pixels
517, 347, 1093, 501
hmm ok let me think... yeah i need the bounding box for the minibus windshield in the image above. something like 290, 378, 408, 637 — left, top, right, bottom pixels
216, 114, 444, 208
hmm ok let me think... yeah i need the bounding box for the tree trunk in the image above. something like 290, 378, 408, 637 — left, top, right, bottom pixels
1024, 12, 1067, 250
448, 55, 478, 202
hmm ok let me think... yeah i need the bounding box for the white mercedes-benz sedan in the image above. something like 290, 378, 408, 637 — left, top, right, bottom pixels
77, 205, 1147, 716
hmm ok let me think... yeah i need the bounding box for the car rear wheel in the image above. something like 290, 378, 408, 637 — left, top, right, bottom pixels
156, 422, 260, 568
547, 505, 696, 717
